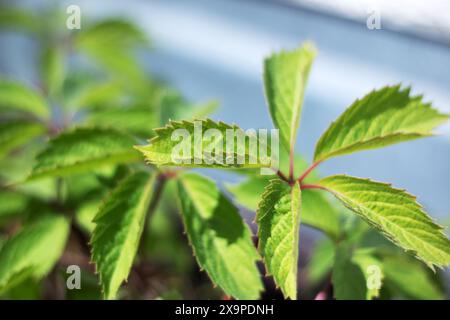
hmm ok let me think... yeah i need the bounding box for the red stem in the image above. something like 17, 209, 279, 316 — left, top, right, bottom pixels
289, 148, 295, 182
298, 161, 321, 184
276, 170, 290, 184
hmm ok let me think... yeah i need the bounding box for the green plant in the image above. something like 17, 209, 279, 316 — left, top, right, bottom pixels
0, 3, 449, 301
136, 43, 450, 300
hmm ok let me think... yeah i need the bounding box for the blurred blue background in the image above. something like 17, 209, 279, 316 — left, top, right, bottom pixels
1, 0, 449, 220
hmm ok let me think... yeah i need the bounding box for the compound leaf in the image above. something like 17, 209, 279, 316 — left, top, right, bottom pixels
28, 127, 140, 180
318, 175, 450, 268
314, 85, 449, 162
91, 171, 156, 299
264, 43, 316, 152
177, 172, 263, 300
257, 179, 301, 299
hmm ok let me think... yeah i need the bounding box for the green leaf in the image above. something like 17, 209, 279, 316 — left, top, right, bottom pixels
135, 119, 272, 169
0, 80, 49, 118
264, 43, 316, 152
0, 215, 70, 293
91, 171, 156, 299
314, 85, 449, 162
318, 175, 450, 268
28, 127, 140, 180
382, 255, 444, 299
0, 191, 28, 221
332, 244, 367, 300
257, 179, 301, 299
352, 249, 383, 300
0, 120, 46, 159
85, 107, 158, 137
40, 45, 66, 97
177, 172, 263, 300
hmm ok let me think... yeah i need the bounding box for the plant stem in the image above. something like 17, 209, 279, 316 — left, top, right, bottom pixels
289, 148, 295, 182
298, 161, 321, 184
276, 170, 290, 184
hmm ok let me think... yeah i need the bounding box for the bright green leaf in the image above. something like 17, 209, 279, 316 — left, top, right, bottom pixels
257, 179, 301, 299
0, 80, 49, 118
91, 171, 156, 300
177, 172, 263, 300
0, 120, 46, 159
318, 175, 450, 268
314, 85, 449, 162
28, 127, 140, 180
264, 43, 316, 152
135, 119, 273, 169
0, 215, 70, 293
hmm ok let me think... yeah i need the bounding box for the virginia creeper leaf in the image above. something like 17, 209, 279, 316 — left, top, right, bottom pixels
177, 172, 263, 300
41, 45, 66, 97
0, 215, 70, 293
318, 175, 450, 268
307, 238, 335, 285
91, 171, 156, 300
0, 80, 49, 118
135, 119, 272, 169
314, 85, 449, 162
28, 127, 140, 180
257, 179, 301, 299
264, 43, 316, 152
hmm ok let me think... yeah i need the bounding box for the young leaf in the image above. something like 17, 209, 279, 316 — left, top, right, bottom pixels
314, 85, 449, 162
332, 244, 367, 300
0, 215, 70, 293
382, 255, 444, 299
257, 179, 301, 299
318, 175, 450, 268
91, 172, 156, 299
0, 120, 46, 159
28, 127, 140, 180
177, 172, 263, 300
264, 43, 316, 152
135, 119, 272, 169
0, 80, 49, 118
